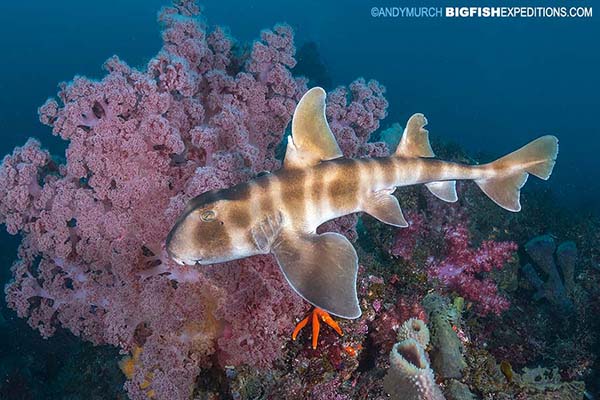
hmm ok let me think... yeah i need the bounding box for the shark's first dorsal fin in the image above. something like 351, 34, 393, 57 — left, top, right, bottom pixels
284, 87, 343, 169
395, 113, 435, 158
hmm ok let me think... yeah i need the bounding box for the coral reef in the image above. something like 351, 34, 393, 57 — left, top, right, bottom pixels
444, 380, 477, 400
467, 349, 587, 399
522, 234, 576, 313
390, 211, 425, 261
517, 366, 586, 399
426, 216, 517, 316
422, 293, 467, 380
368, 293, 428, 354
389, 193, 518, 316
384, 318, 444, 400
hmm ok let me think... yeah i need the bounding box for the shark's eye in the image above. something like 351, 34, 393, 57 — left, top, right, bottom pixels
200, 210, 216, 222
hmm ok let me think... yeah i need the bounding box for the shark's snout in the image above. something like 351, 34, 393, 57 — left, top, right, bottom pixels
165, 223, 202, 266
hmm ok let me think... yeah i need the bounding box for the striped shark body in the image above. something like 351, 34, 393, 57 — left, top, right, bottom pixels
166, 87, 558, 319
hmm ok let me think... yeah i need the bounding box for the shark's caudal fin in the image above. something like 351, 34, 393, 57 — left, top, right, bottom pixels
396, 113, 458, 203
475, 135, 558, 212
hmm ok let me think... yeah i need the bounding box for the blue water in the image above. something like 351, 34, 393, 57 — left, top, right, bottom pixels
0, 0, 598, 211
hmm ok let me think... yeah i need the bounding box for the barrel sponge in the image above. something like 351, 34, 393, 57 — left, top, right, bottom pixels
383, 338, 446, 400
398, 318, 430, 348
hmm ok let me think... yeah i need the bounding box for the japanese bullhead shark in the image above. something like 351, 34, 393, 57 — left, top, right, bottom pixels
166, 87, 558, 319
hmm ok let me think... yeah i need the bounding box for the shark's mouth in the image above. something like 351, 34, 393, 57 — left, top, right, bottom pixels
171, 257, 202, 266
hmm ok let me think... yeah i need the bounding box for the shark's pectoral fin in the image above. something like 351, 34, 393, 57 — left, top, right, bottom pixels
284, 87, 343, 169
363, 190, 409, 227
271, 231, 361, 319
425, 181, 458, 202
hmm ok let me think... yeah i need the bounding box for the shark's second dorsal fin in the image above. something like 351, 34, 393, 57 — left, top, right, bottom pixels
284, 87, 343, 169
395, 113, 435, 158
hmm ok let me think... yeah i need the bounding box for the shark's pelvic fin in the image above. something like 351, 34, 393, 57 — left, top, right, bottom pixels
475, 135, 558, 212
284, 87, 343, 169
426, 181, 458, 202
364, 189, 409, 227
272, 231, 361, 319
395, 113, 435, 158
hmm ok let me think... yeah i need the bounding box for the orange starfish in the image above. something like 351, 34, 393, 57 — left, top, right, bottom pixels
292, 307, 343, 349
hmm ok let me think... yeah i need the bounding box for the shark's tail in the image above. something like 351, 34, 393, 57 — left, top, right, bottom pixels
475, 135, 558, 212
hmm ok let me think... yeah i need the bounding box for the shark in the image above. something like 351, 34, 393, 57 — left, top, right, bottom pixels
166, 87, 558, 323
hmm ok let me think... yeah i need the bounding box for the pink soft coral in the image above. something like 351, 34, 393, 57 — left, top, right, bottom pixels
1, 2, 388, 399
424, 198, 517, 316
389, 191, 516, 316
390, 211, 425, 260
427, 222, 516, 315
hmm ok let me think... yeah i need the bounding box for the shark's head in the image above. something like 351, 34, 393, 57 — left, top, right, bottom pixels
166, 186, 254, 265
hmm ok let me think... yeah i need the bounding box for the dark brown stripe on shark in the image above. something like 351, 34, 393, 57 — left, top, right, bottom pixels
279, 169, 308, 220
358, 158, 372, 186
376, 157, 397, 188
182, 182, 250, 218
310, 167, 325, 210
253, 176, 276, 220
326, 159, 360, 213
227, 204, 251, 229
